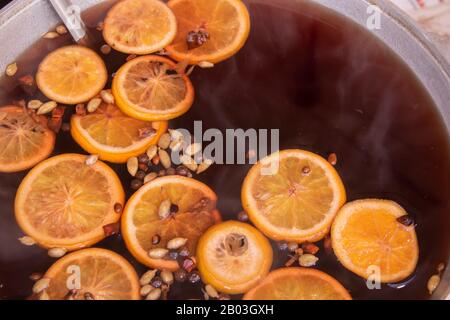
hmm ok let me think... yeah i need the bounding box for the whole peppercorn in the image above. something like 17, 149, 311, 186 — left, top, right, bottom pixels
170, 204, 179, 214
237, 211, 249, 222
131, 179, 143, 190
168, 250, 179, 260
397, 215, 415, 227
188, 271, 201, 284
179, 247, 190, 257
174, 269, 187, 283
135, 170, 146, 180
152, 234, 161, 245
182, 258, 196, 273
277, 241, 289, 251
176, 165, 189, 177
138, 154, 150, 164
151, 276, 163, 289
287, 242, 299, 252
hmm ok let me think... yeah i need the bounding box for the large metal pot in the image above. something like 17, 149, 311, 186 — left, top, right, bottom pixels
0, 0, 449, 299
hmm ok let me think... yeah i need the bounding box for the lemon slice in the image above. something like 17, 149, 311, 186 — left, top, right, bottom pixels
166, 0, 251, 64
36, 45, 107, 104
0, 106, 55, 173
197, 221, 273, 294
122, 176, 220, 271
15, 154, 125, 250
112, 55, 194, 121
331, 199, 419, 283
244, 268, 352, 300
242, 149, 346, 242
71, 101, 167, 163
103, 0, 177, 55
43, 248, 140, 300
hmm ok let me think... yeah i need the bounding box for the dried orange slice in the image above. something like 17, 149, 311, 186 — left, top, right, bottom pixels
242, 149, 346, 243
243, 268, 352, 300
103, 0, 177, 55
15, 154, 125, 251
122, 176, 220, 271
331, 199, 419, 283
0, 106, 55, 173
36, 45, 107, 104
166, 0, 251, 64
112, 55, 194, 121
42, 248, 140, 300
71, 101, 168, 163
197, 221, 273, 294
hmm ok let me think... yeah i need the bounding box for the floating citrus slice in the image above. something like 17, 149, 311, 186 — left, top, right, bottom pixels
112, 55, 194, 121
71, 101, 168, 163
36, 45, 107, 104
243, 268, 352, 300
197, 221, 273, 294
103, 0, 177, 55
0, 106, 55, 173
122, 176, 220, 271
42, 248, 140, 300
242, 149, 346, 242
15, 154, 125, 251
166, 0, 251, 64
331, 199, 419, 283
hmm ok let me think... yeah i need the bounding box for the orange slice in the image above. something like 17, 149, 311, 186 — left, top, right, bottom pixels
197, 220, 273, 294
103, 0, 177, 55
331, 199, 419, 283
71, 101, 168, 163
242, 149, 346, 242
122, 176, 220, 271
36, 45, 107, 104
243, 268, 352, 300
15, 154, 125, 251
112, 55, 194, 121
166, 0, 251, 64
0, 106, 55, 173
42, 248, 140, 300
